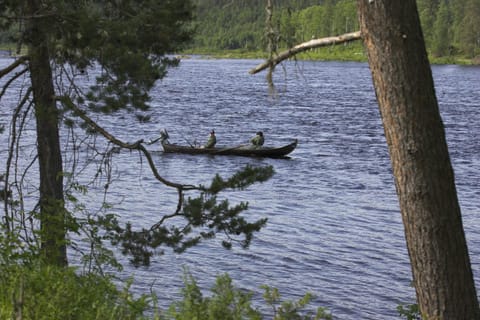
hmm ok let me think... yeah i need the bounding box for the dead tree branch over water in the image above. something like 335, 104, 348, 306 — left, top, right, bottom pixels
249, 31, 361, 75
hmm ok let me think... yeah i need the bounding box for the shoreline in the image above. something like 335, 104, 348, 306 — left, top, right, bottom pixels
182, 47, 479, 66
1, 44, 477, 65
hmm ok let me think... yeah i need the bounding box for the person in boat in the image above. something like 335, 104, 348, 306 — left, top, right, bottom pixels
250, 131, 264, 148
204, 130, 216, 148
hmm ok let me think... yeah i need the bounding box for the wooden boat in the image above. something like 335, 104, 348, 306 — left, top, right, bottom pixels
161, 139, 297, 158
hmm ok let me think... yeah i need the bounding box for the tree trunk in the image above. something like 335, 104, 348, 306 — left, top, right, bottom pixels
27, 0, 67, 267
357, 1, 479, 318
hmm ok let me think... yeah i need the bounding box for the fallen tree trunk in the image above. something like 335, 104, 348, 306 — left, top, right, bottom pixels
249, 31, 362, 75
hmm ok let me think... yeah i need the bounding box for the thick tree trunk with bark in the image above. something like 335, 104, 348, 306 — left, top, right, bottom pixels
27, 0, 67, 266
357, 1, 479, 318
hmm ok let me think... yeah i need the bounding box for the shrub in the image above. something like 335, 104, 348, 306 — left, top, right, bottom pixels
0, 264, 152, 320
163, 269, 332, 320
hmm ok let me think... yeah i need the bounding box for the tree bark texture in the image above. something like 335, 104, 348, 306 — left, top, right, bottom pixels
357, 1, 479, 318
27, 0, 67, 266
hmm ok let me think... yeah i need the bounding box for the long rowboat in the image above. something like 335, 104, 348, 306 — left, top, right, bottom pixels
161, 139, 297, 158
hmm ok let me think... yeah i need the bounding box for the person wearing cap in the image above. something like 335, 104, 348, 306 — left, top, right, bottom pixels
204, 130, 216, 148
250, 131, 264, 147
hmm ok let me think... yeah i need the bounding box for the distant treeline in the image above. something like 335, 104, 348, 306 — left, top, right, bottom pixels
192, 0, 480, 59
1, 0, 478, 60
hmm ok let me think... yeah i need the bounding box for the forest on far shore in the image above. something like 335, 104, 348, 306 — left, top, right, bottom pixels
0, 0, 479, 63
190, 0, 480, 63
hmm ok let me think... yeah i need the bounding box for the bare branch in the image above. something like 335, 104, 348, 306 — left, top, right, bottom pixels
0, 68, 28, 100
57, 96, 199, 192
151, 188, 184, 231
3, 88, 33, 230
0, 56, 29, 79
249, 31, 362, 75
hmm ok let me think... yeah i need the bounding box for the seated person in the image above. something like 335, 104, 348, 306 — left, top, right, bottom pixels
250, 131, 264, 147
204, 130, 216, 148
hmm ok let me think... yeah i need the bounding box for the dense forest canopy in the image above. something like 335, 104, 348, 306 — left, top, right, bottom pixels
1, 0, 478, 59
192, 0, 480, 59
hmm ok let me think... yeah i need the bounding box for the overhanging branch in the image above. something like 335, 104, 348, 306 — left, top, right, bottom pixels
57, 96, 271, 266
249, 31, 362, 75
58, 96, 198, 192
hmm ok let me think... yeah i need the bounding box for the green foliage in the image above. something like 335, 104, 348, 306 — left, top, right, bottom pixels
208, 164, 274, 194
99, 165, 273, 267
165, 270, 262, 320
0, 226, 39, 266
164, 269, 331, 320
0, 262, 333, 320
192, 0, 358, 53
417, 0, 480, 59
1, 0, 276, 271
1, 0, 479, 60
262, 286, 332, 320
431, 0, 452, 57
0, 0, 197, 269
190, 0, 480, 61
456, 0, 480, 57
0, 264, 153, 320
397, 303, 421, 320
1, 0, 195, 113
0, 263, 333, 320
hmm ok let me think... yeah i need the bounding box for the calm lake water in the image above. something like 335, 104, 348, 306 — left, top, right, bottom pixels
1, 57, 479, 319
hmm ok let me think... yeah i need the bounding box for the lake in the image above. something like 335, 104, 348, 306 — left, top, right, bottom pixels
0, 57, 479, 319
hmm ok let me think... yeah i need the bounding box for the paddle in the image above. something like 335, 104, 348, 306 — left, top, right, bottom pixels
146, 136, 162, 145
181, 135, 195, 148
146, 129, 169, 145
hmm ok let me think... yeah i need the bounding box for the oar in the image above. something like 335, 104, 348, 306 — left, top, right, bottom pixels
146, 129, 169, 145
146, 136, 162, 145
181, 135, 195, 148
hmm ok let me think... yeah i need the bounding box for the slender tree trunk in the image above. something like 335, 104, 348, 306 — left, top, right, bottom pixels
265, 0, 276, 90
26, 0, 67, 267
357, 1, 479, 318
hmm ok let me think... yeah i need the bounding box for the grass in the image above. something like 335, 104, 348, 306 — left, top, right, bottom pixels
184, 43, 477, 65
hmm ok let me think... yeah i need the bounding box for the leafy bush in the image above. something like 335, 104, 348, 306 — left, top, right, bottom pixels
165, 272, 261, 320
0, 260, 334, 320
0, 264, 153, 320
262, 285, 332, 320
163, 269, 332, 320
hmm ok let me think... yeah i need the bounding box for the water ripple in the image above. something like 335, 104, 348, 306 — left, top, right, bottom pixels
1, 58, 479, 319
